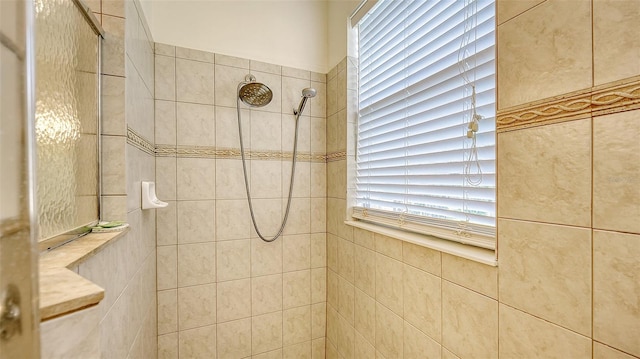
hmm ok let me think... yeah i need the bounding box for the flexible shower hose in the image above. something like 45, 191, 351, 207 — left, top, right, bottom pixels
236, 97, 302, 242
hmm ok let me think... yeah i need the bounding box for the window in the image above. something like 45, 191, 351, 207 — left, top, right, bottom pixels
353, 0, 496, 249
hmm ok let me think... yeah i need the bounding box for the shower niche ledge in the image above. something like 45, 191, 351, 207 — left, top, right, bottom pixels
39, 229, 128, 320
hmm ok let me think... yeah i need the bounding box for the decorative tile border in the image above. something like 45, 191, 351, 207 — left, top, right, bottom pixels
128, 127, 331, 162
155, 143, 328, 163
126, 128, 155, 155
326, 151, 347, 162
497, 77, 640, 132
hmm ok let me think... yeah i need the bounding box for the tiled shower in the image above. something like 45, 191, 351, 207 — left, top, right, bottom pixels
152, 45, 329, 358
27, 0, 640, 358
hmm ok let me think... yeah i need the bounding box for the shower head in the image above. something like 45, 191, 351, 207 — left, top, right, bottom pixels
294, 87, 317, 116
238, 75, 273, 107
302, 88, 317, 98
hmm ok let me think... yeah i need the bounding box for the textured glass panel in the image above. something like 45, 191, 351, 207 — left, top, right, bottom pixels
35, 0, 99, 240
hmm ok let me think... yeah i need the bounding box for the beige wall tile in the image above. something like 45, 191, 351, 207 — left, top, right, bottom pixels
337, 237, 355, 282
442, 347, 460, 359
158, 333, 178, 359
404, 321, 441, 359
310, 198, 326, 234
215, 106, 250, 148
310, 163, 326, 198
40, 306, 100, 359
593, 230, 640, 357
176, 58, 214, 105
178, 283, 216, 330
251, 110, 282, 152
155, 100, 176, 145
252, 237, 283, 276
101, 135, 127, 195
282, 198, 311, 235
102, 16, 125, 77
215, 159, 247, 200
178, 325, 216, 358
283, 66, 311, 80
252, 311, 284, 354
251, 198, 284, 239
310, 81, 327, 118
375, 234, 402, 261
353, 244, 375, 298
375, 253, 403, 316
283, 306, 311, 346
311, 338, 325, 359
251, 160, 282, 199
327, 269, 338, 310
215, 65, 249, 107
216, 318, 251, 359
216, 239, 251, 281
155, 55, 175, 101
176, 157, 216, 200
497, 0, 592, 109
593, 342, 638, 359
283, 270, 311, 309
375, 303, 403, 359
311, 268, 326, 304
250, 60, 281, 75
327, 234, 338, 271
337, 276, 355, 325
496, 0, 545, 25
310, 233, 326, 268
354, 331, 375, 359
335, 316, 353, 358
402, 241, 441, 276
176, 102, 215, 146
217, 279, 251, 323
177, 200, 215, 244
177, 242, 216, 287
593, 0, 640, 85
442, 281, 498, 359
252, 274, 283, 316
326, 341, 338, 359
254, 348, 284, 359
499, 219, 592, 336
499, 304, 591, 359
157, 290, 177, 335
353, 228, 375, 250
175, 47, 214, 63
157, 245, 177, 290
155, 43, 176, 57
216, 199, 251, 240
442, 253, 497, 299
284, 234, 311, 272
498, 119, 591, 226
403, 264, 441, 341
326, 305, 338, 347
102, 75, 126, 136
354, 288, 376, 345
283, 341, 311, 359
155, 156, 177, 201
311, 302, 326, 339
593, 110, 640, 234
215, 53, 250, 68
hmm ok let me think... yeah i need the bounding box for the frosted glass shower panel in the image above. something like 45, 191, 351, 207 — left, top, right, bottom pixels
35, 0, 99, 240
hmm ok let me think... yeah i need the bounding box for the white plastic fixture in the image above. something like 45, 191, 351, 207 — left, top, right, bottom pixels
141, 181, 168, 210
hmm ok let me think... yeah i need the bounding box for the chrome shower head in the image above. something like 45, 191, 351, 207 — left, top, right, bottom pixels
238, 75, 273, 107
294, 87, 317, 116
302, 87, 317, 98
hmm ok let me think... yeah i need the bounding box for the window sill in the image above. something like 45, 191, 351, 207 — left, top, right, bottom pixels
345, 220, 497, 266
39, 229, 128, 321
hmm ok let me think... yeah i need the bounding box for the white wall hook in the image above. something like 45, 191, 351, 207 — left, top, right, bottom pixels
141, 181, 168, 210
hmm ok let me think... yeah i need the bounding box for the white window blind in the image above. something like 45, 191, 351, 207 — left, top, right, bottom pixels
354, 0, 496, 249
